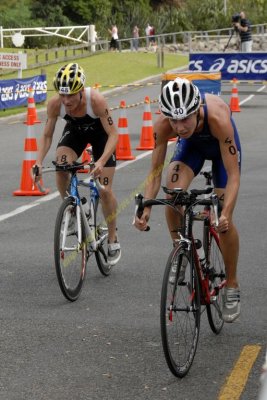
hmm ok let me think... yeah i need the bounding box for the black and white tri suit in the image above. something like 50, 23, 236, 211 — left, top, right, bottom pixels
57, 87, 116, 167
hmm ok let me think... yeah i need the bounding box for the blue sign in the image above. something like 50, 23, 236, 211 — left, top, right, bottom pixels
192, 78, 221, 96
189, 53, 267, 80
0, 75, 47, 110
162, 72, 221, 97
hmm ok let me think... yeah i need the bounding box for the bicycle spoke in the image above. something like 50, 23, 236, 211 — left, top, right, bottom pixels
206, 232, 226, 334
161, 247, 200, 378
54, 199, 87, 301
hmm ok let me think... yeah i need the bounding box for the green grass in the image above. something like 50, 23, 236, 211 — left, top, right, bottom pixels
0, 51, 188, 118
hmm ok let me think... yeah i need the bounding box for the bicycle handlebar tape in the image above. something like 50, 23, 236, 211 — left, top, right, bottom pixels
136, 96, 154, 151
229, 78, 241, 112
13, 96, 50, 196
135, 194, 150, 231
116, 100, 136, 160
23, 87, 41, 125
78, 143, 92, 173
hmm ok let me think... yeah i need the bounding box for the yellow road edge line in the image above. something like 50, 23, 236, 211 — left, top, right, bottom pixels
218, 344, 261, 400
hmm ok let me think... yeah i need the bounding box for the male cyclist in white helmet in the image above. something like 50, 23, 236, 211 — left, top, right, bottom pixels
134, 77, 241, 322
33, 63, 121, 265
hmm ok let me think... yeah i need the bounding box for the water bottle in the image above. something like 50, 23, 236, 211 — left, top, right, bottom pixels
81, 197, 90, 218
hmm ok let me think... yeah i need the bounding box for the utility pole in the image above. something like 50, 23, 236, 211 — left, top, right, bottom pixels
224, 0, 227, 16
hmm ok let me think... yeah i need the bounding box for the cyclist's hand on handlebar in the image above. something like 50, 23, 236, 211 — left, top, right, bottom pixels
216, 214, 229, 233
90, 160, 104, 178
32, 164, 42, 182
134, 208, 151, 231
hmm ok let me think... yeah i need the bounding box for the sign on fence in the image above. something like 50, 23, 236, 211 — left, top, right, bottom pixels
0, 75, 47, 110
0, 52, 27, 69
189, 52, 267, 80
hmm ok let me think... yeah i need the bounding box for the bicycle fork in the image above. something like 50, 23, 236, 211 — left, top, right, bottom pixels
169, 237, 197, 320
79, 204, 97, 251
61, 205, 84, 252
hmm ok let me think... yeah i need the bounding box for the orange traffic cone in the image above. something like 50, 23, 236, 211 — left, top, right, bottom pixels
136, 96, 154, 150
24, 88, 41, 125
116, 100, 136, 160
78, 143, 92, 173
93, 83, 100, 91
155, 104, 161, 115
229, 78, 241, 112
13, 124, 50, 196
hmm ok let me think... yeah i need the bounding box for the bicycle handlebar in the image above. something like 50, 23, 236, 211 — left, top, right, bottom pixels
134, 186, 220, 231
32, 161, 105, 192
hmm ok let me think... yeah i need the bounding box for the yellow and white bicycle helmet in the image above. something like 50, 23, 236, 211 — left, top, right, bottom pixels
53, 63, 85, 95
159, 77, 201, 119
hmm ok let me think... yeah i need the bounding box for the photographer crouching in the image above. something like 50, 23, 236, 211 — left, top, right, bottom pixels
232, 11, 253, 52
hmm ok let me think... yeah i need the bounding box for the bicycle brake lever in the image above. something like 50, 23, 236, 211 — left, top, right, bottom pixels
94, 177, 105, 191
31, 165, 46, 193
133, 194, 150, 231
211, 194, 219, 227
31, 165, 40, 190
36, 181, 46, 193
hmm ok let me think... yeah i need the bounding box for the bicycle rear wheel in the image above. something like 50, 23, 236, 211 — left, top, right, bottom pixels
160, 245, 201, 378
54, 198, 87, 301
88, 199, 111, 276
206, 229, 226, 334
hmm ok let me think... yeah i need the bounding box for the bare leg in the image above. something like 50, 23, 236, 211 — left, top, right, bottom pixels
55, 146, 78, 198
214, 188, 239, 288
218, 223, 239, 288
165, 161, 194, 241
99, 166, 118, 243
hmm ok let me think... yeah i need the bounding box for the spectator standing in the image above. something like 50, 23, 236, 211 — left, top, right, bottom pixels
145, 23, 152, 48
132, 25, 139, 51
149, 25, 156, 46
108, 24, 119, 51
234, 11, 253, 52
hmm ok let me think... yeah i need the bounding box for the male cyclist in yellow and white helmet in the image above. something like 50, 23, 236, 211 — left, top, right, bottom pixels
134, 77, 242, 323
34, 63, 121, 265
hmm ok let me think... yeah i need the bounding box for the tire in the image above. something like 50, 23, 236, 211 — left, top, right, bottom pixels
206, 228, 226, 334
89, 198, 112, 277
54, 198, 87, 301
160, 245, 201, 378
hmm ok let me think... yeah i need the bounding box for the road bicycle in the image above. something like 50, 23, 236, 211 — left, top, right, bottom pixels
39, 159, 112, 302
259, 348, 267, 400
134, 168, 226, 377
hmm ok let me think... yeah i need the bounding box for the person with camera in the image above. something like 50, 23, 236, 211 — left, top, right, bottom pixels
232, 11, 253, 52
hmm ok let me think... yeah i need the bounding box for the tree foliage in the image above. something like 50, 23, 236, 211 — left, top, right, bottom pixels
1, 0, 267, 48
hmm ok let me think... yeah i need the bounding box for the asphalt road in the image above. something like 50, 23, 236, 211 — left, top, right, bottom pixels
0, 76, 266, 400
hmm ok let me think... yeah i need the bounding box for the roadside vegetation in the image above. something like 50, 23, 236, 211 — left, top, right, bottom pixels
1, 0, 266, 48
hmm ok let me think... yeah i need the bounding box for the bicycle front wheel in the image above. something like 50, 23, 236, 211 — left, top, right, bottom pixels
206, 229, 226, 334
54, 198, 87, 301
160, 245, 201, 378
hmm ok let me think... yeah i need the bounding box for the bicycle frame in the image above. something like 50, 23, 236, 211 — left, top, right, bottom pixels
135, 183, 225, 308
191, 207, 226, 306
135, 168, 227, 377
60, 168, 107, 253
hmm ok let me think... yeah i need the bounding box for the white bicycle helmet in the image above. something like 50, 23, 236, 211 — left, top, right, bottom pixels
159, 77, 201, 119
